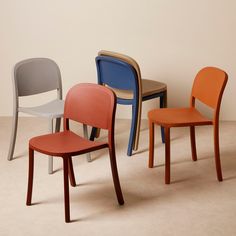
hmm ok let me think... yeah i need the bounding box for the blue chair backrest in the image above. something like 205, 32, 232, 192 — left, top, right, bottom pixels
96, 56, 139, 92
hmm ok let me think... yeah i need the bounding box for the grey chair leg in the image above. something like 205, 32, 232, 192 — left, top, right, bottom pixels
83, 124, 92, 162
48, 119, 53, 174
8, 110, 19, 161
55, 118, 61, 132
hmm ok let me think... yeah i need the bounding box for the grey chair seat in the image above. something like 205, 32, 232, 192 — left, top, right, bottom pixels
19, 99, 64, 118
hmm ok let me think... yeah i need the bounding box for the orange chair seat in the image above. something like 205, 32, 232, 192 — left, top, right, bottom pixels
30, 131, 108, 156
148, 107, 212, 127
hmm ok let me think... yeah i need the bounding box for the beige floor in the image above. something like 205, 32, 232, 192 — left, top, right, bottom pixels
0, 117, 236, 236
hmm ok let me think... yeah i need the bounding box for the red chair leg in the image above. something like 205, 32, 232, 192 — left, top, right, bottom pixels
63, 157, 70, 223
190, 126, 197, 161
68, 157, 76, 187
108, 147, 124, 205
26, 147, 34, 206
214, 123, 223, 181
165, 127, 171, 184
149, 120, 155, 168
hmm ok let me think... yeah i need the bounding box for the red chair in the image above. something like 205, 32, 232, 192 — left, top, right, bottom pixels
26, 83, 124, 223
148, 67, 228, 184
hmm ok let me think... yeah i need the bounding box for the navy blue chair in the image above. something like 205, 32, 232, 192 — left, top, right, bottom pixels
95, 50, 167, 156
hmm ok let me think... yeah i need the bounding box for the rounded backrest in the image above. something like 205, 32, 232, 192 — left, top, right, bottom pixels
96, 56, 138, 91
64, 83, 116, 130
191, 67, 228, 109
14, 58, 62, 97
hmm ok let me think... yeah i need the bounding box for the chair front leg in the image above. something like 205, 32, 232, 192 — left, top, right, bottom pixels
48, 119, 54, 174
62, 157, 70, 223
214, 123, 223, 181
148, 120, 155, 168
26, 147, 34, 205
55, 118, 61, 132
190, 126, 197, 161
83, 124, 92, 162
165, 127, 171, 184
159, 95, 165, 143
68, 157, 76, 187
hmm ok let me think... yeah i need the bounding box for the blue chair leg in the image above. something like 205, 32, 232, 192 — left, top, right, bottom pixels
160, 95, 165, 143
127, 101, 139, 156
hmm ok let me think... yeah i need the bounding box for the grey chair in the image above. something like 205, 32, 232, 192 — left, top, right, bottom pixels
8, 58, 91, 174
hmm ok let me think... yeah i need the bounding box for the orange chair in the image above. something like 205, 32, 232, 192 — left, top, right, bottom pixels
26, 83, 124, 223
148, 67, 228, 184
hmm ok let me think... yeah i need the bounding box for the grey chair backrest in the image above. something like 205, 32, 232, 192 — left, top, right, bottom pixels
14, 58, 62, 98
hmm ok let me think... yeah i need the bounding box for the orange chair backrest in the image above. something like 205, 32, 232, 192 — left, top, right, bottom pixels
191, 67, 228, 109
64, 83, 116, 130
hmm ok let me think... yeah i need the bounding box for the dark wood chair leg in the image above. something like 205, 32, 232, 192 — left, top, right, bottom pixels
165, 127, 171, 184
149, 120, 155, 168
68, 157, 76, 187
63, 157, 70, 223
214, 123, 223, 181
190, 126, 197, 161
26, 147, 34, 205
108, 147, 124, 205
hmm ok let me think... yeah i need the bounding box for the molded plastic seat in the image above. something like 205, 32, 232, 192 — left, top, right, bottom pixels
95, 50, 167, 156
148, 67, 228, 184
26, 83, 124, 223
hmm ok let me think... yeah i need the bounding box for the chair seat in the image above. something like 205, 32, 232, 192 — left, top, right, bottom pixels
19, 99, 64, 118
148, 107, 212, 127
109, 79, 166, 100
30, 130, 108, 156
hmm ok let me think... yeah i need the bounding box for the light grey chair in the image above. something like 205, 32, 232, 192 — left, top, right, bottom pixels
8, 58, 91, 174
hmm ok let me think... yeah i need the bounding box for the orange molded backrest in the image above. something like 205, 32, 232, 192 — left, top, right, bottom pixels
64, 83, 116, 130
191, 67, 228, 109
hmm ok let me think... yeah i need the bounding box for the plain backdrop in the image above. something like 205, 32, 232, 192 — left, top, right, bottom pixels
0, 0, 235, 120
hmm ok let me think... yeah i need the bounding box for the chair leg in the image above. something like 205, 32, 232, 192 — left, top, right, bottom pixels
55, 118, 61, 132
159, 95, 165, 144
7, 110, 18, 161
165, 127, 171, 184
148, 120, 155, 168
108, 147, 124, 205
127, 102, 138, 156
26, 147, 34, 205
83, 124, 92, 162
190, 126, 197, 161
48, 119, 53, 174
62, 157, 70, 223
68, 157, 76, 187
214, 123, 223, 181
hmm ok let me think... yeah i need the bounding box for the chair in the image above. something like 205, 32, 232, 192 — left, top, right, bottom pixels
26, 83, 124, 223
148, 67, 228, 184
95, 50, 167, 156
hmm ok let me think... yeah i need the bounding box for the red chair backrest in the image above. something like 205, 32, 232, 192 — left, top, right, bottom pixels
191, 67, 228, 109
64, 83, 116, 130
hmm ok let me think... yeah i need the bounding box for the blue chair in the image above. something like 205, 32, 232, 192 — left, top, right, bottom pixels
95, 50, 167, 156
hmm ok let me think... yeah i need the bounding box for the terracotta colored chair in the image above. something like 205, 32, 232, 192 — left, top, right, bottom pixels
148, 67, 228, 184
95, 50, 167, 156
26, 83, 124, 223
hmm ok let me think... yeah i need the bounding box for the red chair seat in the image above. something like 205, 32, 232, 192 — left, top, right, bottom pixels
30, 131, 108, 156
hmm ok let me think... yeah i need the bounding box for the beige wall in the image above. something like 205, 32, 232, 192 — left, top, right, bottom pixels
1, 0, 235, 120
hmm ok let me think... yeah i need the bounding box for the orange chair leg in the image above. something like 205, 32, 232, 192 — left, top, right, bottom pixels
165, 127, 171, 184
149, 121, 155, 168
108, 146, 124, 205
214, 124, 223, 181
68, 157, 76, 187
26, 147, 34, 206
190, 126, 197, 161
63, 157, 70, 223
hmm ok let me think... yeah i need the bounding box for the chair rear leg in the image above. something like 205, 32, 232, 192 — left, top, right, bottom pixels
63, 157, 70, 223
165, 127, 171, 184
8, 110, 19, 161
26, 147, 34, 205
48, 119, 53, 174
214, 124, 223, 181
83, 124, 92, 162
148, 120, 155, 168
190, 126, 197, 161
160, 95, 165, 143
108, 147, 124, 205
